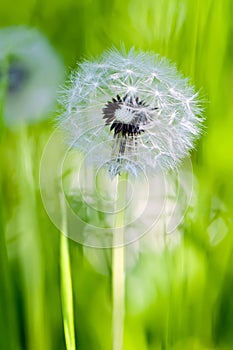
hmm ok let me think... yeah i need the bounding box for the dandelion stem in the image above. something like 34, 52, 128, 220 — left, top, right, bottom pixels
0, 55, 21, 350
112, 172, 128, 350
16, 127, 49, 350
60, 195, 76, 350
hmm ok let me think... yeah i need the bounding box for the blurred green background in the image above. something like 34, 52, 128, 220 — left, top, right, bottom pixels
1, 0, 233, 349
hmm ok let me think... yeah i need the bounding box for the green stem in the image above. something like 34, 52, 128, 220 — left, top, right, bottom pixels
60, 194, 76, 350
0, 55, 21, 350
17, 127, 46, 350
112, 172, 128, 350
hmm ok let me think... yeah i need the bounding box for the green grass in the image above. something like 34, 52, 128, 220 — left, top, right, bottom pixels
1, 0, 233, 349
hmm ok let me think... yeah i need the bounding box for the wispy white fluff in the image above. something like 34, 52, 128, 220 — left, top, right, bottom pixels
59, 48, 203, 176
0, 26, 64, 127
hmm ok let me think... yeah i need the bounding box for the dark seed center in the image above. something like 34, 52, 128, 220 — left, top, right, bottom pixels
0, 59, 29, 93
102, 94, 153, 138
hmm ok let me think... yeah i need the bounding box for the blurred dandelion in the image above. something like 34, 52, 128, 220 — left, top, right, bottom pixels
0, 26, 64, 127
59, 48, 203, 177
0, 25, 66, 350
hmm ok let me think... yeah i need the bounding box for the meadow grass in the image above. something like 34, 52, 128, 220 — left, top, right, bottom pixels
1, 0, 233, 349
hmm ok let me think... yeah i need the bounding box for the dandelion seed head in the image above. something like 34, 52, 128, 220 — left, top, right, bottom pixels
59, 48, 204, 176
0, 26, 64, 127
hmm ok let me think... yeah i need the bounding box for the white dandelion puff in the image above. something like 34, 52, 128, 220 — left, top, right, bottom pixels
59, 48, 204, 177
0, 26, 65, 127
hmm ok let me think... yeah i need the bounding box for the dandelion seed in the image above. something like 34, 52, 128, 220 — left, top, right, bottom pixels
59, 48, 203, 176
0, 26, 64, 127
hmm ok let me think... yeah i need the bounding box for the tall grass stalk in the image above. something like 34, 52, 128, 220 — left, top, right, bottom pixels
60, 194, 76, 350
112, 172, 128, 350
